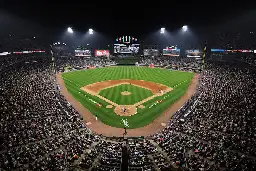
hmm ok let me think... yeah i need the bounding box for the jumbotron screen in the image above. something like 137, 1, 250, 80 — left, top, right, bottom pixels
163, 46, 180, 56
114, 44, 140, 54
186, 50, 202, 57
95, 50, 110, 57
143, 49, 159, 56
75, 49, 91, 57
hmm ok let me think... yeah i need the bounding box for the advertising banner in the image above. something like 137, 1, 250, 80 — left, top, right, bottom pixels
75, 50, 91, 57
185, 50, 202, 57
163, 46, 180, 56
95, 50, 110, 57
143, 49, 159, 56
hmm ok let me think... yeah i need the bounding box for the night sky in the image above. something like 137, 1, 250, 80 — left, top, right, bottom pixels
1, 0, 256, 51
1, 0, 255, 37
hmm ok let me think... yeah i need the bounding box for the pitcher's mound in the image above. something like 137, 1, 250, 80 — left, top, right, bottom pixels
114, 105, 137, 116
138, 105, 145, 109
121, 91, 131, 96
106, 105, 113, 108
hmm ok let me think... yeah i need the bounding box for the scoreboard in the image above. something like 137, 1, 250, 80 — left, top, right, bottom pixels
116, 36, 138, 44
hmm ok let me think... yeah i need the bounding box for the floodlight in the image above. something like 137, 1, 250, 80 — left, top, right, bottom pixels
182, 25, 188, 32
67, 27, 73, 33
160, 28, 165, 34
89, 28, 93, 34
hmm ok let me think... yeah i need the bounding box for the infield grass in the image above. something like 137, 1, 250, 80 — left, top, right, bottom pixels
99, 84, 153, 105
62, 66, 194, 128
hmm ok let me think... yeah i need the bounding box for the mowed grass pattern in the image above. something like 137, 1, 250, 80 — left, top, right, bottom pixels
62, 67, 194, 128
99, 84, 153, 105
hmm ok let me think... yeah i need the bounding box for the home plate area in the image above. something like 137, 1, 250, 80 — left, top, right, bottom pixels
114, 105, 137, 116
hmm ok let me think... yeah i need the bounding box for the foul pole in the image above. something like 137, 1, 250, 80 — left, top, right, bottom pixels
201, 42, 207, 71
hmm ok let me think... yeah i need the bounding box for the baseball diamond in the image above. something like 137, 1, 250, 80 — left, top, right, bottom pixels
57, 66, 198, 136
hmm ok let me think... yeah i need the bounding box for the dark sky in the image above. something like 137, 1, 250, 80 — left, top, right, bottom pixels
1, 0, 255, 39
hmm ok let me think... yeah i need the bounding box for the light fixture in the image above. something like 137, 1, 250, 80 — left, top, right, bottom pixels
89, 28, 93, 34
67, 27, 73, 33
160, 28, 165, 34
182, 25, 188, 32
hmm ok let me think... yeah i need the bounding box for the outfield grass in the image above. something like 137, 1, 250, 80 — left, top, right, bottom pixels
99, 84, 153, 105
62, 67, 194, 128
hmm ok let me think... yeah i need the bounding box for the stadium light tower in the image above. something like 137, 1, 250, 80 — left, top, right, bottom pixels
67, 27, 73, 33
89, 28, 93, 34
182, 25, 188, 32
160, 28, 165, 34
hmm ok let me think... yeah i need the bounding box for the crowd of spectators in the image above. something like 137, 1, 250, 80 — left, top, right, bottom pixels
0, 52, 255, 171
138, 57, 201, 71
127, 138, 171, 171
152, 61, 256, 171
0, 35, 48, 52
0, 54, 115, 170
55, 57, 116, 72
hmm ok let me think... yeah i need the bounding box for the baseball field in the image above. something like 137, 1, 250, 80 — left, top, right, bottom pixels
60, 66, 195, 130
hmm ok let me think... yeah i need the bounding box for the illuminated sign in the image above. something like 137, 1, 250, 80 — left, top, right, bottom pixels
95, 50, 110, 57
75, 50, 91, 57
211, 49, 253, 53
116, 36, 138, 44
186, 50, 202, 57
143, 49, 159, 56
211, 49, 226, 52
0, 52, 11, 56
114, 44, 139, 54
163, 47, 180, 56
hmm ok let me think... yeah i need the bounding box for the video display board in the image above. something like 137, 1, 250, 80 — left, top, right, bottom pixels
211, 49, 253, 53
185, 49, 203, 57
143, 49, 159, 56
163, 46, 180, 56
95, 50, 110, 57
75, 49, 91, 57
0, 50, 45, 56
114, 44, 139, 54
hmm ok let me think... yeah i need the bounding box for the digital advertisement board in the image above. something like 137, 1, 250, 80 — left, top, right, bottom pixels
211, 49, 226, 52
114, 44, 139, 54
95, 50, 110, 57
211, 49, 253, 53
143, 49, 159, 56
163, 46, 180, 56
0, 50, 45, 56
75, 50, 91, 57
185, 50, 202, 57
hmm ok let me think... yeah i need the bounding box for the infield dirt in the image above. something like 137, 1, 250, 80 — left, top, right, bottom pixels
81, 79, 170, 95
